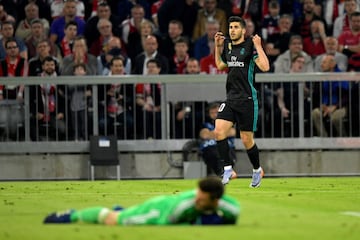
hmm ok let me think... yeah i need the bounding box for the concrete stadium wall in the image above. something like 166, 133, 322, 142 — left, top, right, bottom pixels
0, 150, 359, 180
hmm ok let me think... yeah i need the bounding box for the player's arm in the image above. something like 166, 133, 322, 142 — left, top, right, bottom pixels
252, 34, 270, 72
214, 32, 227, 70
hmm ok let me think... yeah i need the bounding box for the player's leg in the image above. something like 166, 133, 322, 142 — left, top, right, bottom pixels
214, 119, 234, 184
44, 207, 121, 225
240, 131, 264, 187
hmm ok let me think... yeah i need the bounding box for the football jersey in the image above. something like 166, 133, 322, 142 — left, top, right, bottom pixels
117, 190, 240, 225
220, 37, 258, 102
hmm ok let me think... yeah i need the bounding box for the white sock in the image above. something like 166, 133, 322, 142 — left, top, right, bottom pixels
224, 165, 232, 171
253, 167, 262, 173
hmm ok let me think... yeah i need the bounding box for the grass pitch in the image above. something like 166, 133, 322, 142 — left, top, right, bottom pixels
0, 177, 359, 240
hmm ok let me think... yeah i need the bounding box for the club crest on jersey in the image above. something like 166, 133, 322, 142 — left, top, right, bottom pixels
240, 48, 245, 55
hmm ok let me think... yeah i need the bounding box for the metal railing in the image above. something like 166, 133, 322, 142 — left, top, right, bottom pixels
0, 73, 359, 153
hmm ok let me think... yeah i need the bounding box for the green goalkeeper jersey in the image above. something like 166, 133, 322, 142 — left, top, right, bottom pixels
117, 190, 240, 225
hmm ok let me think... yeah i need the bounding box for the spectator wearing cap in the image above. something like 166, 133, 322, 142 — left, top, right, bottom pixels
84, 0, 121, 49
15, 2, 50, 41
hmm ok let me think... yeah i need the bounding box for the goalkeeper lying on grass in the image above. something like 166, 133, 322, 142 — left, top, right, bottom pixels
44, 177, 240, 225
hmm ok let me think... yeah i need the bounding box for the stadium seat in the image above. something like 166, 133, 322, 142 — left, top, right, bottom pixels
89, 135, 120, 180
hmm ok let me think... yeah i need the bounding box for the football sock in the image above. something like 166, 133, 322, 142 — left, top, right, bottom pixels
70, 207, 111, 224
216, 139, 232, 167
247, 144, 260, 169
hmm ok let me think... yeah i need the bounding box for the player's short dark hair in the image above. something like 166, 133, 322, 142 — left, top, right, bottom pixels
228, 16, 246, 28
198, 177, 224, 200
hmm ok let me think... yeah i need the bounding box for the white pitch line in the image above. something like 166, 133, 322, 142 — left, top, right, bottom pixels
341, 211, 360, 217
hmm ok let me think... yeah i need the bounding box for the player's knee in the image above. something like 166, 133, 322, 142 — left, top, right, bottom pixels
240, 133, 253, 147
213, 128, 226, 140
104, 211, 120, 225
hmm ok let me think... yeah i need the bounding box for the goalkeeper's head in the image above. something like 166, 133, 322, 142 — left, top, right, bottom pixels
195, 177, 224, 212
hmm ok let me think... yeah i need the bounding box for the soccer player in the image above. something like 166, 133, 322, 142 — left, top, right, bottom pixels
214, 16, 270, 186
44, 177, 240, 225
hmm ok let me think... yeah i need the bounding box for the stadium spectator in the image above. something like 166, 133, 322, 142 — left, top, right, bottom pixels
97, 36, 131, 76
199, 102, 237, 176
274, 35, 313, 73
0, 21, 28, 60
0, 4, 16, 27
265, 14, 294, 72
49, 0, 86, 45
28, 39, 60, 77
313, 36, 348, 72
194, 19, 220, 61
311, 54, 350, 137
274, 54, 311, 137
261, 0, 280, 41
126, 19, 155, 63
61, 36, 97, 76
15, 2, 50, 41
192, 0, 227, 42
44, 177, 240, 225
302, 20, 327, 59
151, 0, 164, 29
0, 38, 28, 141
172, 58, 203, 139
291, 0, 327, 39
15, 0, 52, 24
333, 0, 358, 38
185, 57, 201, 74
169, 37, 190, 74
157, 0, 199, 39
132, 35, 169, 75
84, 0, 121, 49
158, 20, 184, 63
135, 59, 162, 139
98, 56, 134, 139
50, 0, 85, 20
200, 40, 227, 74
57, 20, 78, 58
67, 63, 92, 141
89, 18, 114, 57
120, 4, 146, 45
116, 0, 151, 24
244, 18, 256, 37
29, 56, 66, 141
338, 11, 360, 71
25, 19, 59, 60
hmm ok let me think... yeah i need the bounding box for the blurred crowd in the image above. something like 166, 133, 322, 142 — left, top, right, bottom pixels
0, 0, 359, 141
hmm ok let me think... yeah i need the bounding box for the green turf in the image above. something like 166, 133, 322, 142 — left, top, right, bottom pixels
0, 177, 359, 240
